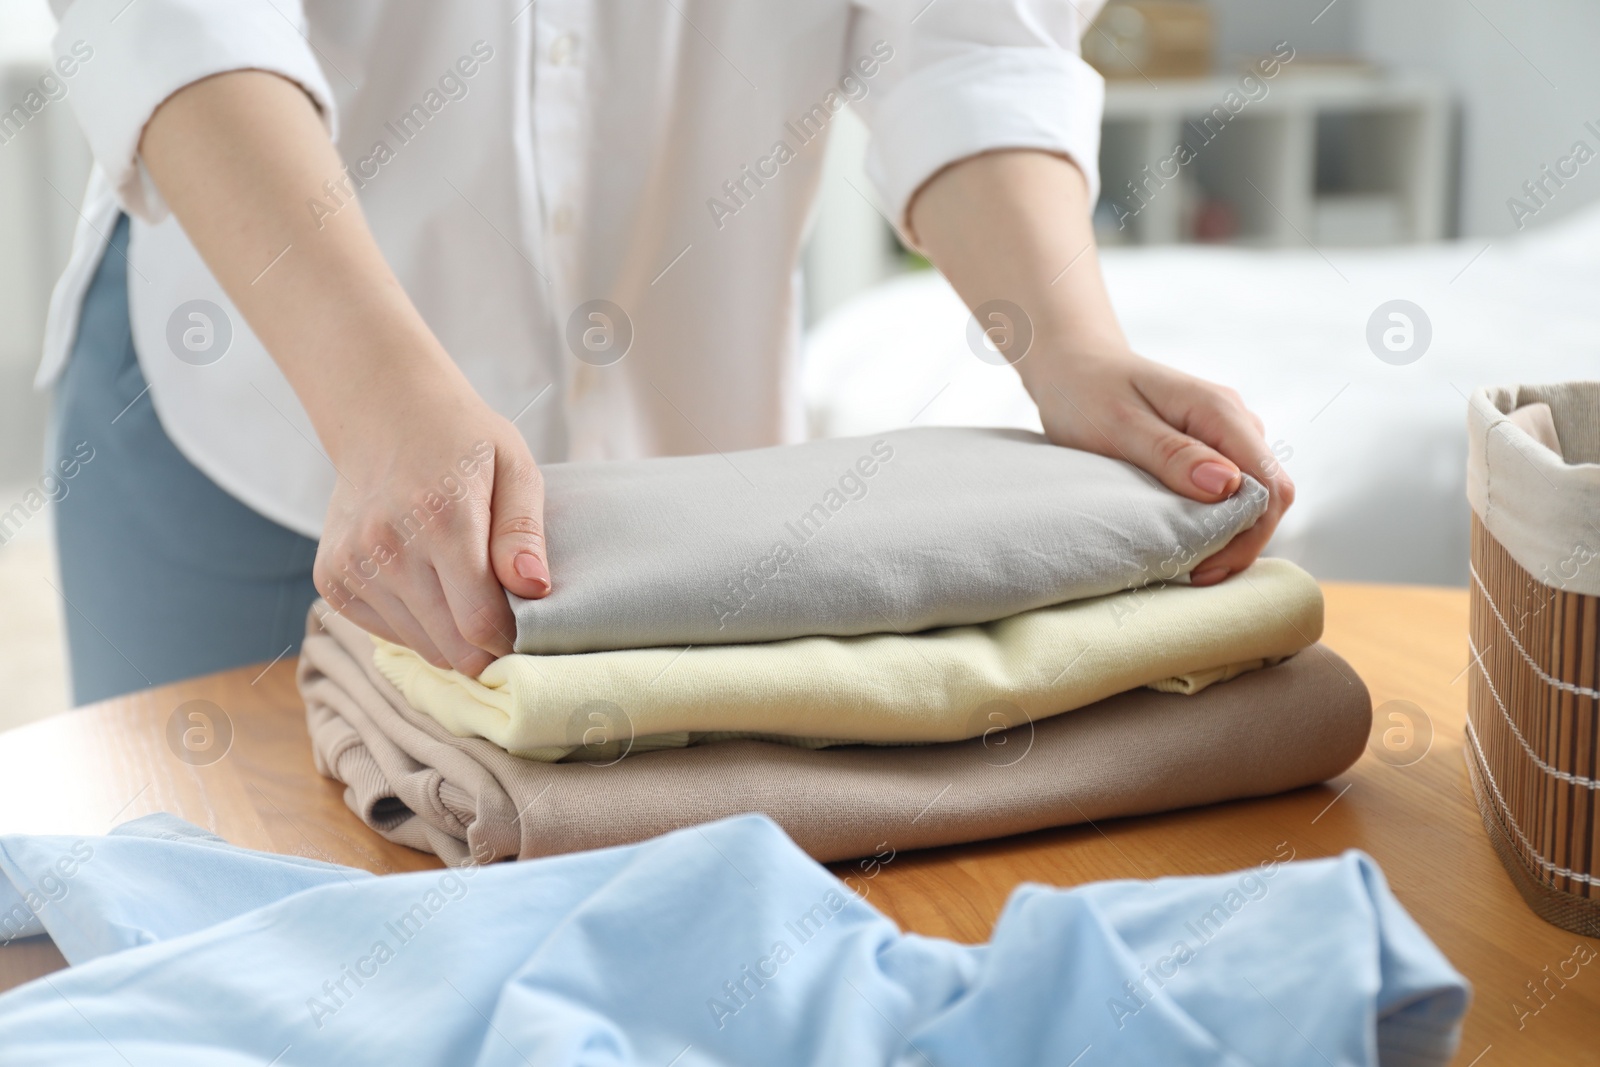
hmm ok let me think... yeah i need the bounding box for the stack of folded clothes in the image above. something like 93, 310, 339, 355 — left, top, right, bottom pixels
299, 427, 1371, 866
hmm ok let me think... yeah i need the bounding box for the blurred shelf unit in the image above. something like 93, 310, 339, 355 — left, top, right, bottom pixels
1095, 72, 1452, 247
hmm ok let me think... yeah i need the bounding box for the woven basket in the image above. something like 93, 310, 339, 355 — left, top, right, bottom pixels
1465, 383, 1600, 937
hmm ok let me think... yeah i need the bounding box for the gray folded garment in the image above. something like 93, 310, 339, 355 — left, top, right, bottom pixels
300, 605, 1369, 866
511, 427, 1269, 654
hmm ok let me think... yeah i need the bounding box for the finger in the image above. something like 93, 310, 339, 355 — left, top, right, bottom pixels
1193, 468, 1294, 580
435, 559, 516, 661
427, 483, 517, 660
313, 562, 409, 645
1191, 518, 1277, 585
353, 582, 452, 670
392, 564, 498, 677
1099, 407, 1243, 504
1183, 406, 1296, 582
487, 449, 552, 599
1128, 373, 1293, 581
316, 596, 404, 644
1181, 392, 1292, 502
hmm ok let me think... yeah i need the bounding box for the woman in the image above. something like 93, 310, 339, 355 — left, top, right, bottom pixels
42, 0, 1291, 704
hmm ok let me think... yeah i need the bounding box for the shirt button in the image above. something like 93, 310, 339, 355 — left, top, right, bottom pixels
548, 32, 579, 66
551, 206, 574, 234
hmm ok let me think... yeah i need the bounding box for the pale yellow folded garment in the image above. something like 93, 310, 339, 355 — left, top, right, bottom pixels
374, 557, 1322, 761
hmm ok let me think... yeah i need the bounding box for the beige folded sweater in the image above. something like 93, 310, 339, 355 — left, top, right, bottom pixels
371, 557, 1322, 760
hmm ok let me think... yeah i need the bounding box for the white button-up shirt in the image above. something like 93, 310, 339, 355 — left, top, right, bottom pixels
40, 0, 1105, 538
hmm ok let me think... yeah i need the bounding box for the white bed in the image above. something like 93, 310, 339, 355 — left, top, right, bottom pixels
802, 207, 1600, 586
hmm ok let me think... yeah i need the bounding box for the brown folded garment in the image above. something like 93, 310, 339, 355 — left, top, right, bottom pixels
299, 607, 1371, 866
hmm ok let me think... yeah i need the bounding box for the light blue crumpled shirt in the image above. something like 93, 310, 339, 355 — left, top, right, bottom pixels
0, 813, 1467, 1066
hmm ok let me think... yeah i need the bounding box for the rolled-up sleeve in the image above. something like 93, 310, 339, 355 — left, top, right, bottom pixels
850, 0, 1107, 245
51, 0, 338, 220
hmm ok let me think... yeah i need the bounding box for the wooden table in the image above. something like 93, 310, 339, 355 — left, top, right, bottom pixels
1, 583, 1595, 1063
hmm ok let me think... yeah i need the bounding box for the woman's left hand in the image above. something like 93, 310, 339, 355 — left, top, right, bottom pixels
1027, 346, 1294, 586
909, 149, 1293, 586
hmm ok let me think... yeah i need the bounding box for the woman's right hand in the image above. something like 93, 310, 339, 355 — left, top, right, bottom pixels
139, 69, 550, 677
314, 369, 551, 677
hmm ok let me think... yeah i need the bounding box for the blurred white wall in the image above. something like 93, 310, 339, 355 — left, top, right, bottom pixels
1358, 0, 1600, 237
1, 0, 90, 485
0, 0, 80, 728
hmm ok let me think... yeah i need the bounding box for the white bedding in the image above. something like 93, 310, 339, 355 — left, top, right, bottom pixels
802, 207, 1600, 586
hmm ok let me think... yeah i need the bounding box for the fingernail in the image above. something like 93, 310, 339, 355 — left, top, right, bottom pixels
1191, 461, 1239, 495
1191, 566, 1229, 585
514, 552, 550, 592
